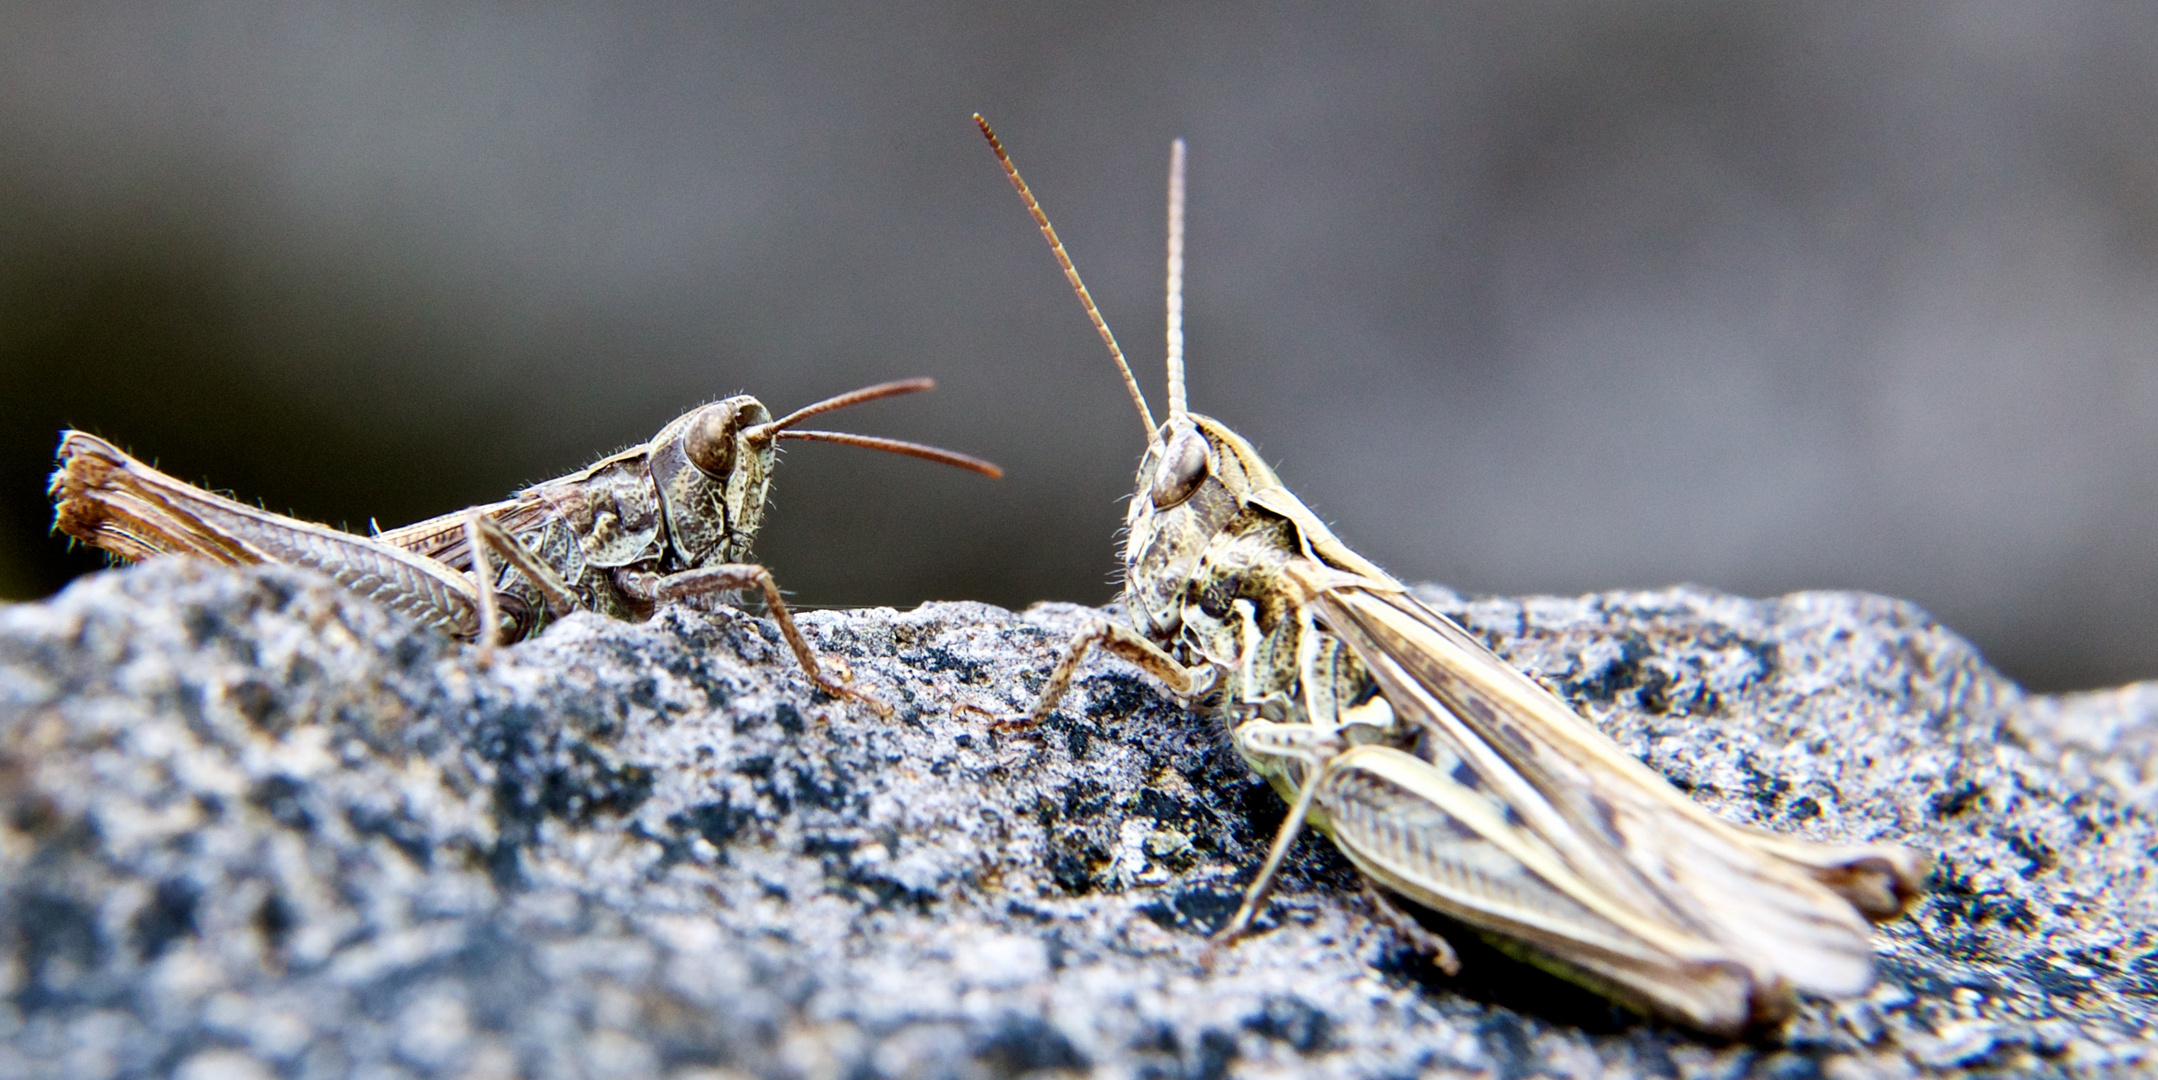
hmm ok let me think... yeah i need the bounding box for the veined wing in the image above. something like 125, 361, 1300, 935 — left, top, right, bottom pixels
1298, 567, 1908, 1006
1326, 580, 1922, 909
374, 497, 540, 569
1314, 743, 1762, 1034
51, 431, 484, 638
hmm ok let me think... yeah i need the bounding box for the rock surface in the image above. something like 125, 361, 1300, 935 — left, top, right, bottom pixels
0, 560, 2152, 1079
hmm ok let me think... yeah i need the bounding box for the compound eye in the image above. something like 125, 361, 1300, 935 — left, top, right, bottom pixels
1149, 425, 1209, 509
685, 404, 740, 476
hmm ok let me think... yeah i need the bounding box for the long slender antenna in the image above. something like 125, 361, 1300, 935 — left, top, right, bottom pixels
744, 378, 935, 442
975, 113, 1162, 452
773, 430, 1003, 477
742, 378, 1003, 478
1165, 137, 1188, 426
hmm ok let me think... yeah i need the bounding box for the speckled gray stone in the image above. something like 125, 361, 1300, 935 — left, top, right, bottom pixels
0, 561, 2152, 1079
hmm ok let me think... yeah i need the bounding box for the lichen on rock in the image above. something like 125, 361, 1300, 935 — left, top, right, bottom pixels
1, 560, 2152, 1078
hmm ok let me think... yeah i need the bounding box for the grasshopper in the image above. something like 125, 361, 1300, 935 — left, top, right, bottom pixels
51, 378, 1000, 706
978, 115, 1928, 1035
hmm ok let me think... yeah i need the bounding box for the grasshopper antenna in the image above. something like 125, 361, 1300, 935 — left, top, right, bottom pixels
744, 378, 1004, 477
975, 113, 1163, 452
1165, 136, 1188, 428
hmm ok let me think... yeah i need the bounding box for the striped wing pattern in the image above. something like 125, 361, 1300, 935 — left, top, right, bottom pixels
374, 497, 541, 570
51, 432, 483, 638
1304, 579, 1891, 1031
1316, 745, 1756, 1030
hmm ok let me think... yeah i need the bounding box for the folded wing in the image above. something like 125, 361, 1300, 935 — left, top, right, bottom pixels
1305, 577, 1913, 1019
52, 431, 485, 638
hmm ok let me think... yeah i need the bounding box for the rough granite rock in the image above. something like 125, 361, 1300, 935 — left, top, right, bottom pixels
0, 560, 2152, 1080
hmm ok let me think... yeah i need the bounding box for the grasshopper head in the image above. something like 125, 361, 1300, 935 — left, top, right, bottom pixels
1123, 414, 1280, 640
650, 395, 779, 567
651, 379, 998, 572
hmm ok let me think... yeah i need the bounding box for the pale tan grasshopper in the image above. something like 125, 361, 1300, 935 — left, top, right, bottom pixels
51, 379, 999, 707
978, 115, 1928, 1035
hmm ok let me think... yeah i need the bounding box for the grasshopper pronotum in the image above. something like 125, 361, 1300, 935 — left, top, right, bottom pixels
51, 379, 999, 707
978, 115, 1927, 1035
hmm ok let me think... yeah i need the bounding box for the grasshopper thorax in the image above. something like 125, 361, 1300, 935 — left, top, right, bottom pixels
648, 396, 777, 568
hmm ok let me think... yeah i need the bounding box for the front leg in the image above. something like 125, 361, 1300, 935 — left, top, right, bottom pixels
614, 564, 889, 716
1023, 617, 1205, 725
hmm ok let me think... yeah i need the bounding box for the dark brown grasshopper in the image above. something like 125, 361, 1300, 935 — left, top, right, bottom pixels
978, 115, 1926, 1035
51, 378, 999, 706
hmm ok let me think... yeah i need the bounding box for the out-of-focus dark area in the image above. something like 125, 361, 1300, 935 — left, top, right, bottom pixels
3, 5, 2154, 691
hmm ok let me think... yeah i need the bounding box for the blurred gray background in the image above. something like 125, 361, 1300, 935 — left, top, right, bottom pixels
4, 4, 2155, 691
